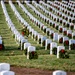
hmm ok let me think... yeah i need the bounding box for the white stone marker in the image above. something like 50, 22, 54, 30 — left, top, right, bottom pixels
63, 36, 69, 43
57, 46, 65, 58
0, 40, 2, 44
58, 35, 63, 42
53, 33, 58, 41
41, 36, 47, 46
0, 63, 10, 71
69, 39, 75, 50
50, 42, 57, 55
0, 71, 15, 75
24, 43, 31, 50
53, 70, 67, 75
45, 39, 52, 50
21, 39, 27, 50
27, 46, 36, 59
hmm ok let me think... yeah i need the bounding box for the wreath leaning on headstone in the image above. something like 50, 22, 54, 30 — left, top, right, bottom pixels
59, 49, 69, 58
21, 27, 29, 37
29, 51, 38, 59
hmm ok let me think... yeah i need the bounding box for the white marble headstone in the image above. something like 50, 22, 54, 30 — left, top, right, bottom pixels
28, 46, 36, 52
50, 30, 54, 35
46, 28, 50, 33
57, 46, 65, 58
69, 39, 75, 50
0, 71, 15, 75
58, 35, 63, 42
0, 40, 2, 44
53, 70, 67, 75
63, 28, 67, 32
24, 43, 31, 50
50, 42, 57, 54
40, 24, 43, 30
21, 39, 28, 50
27, 46, 36, 59
34, 31, 38, 38
0, 63, 10, 71
43, 26, 47, 30
59, 26, 62, 30
37, 34, 42, 44
53, 33, 58, 41
67, 30, 72, 35
41, 36, 47, 46
45, 39, 52, 50
63, 36, 69, 43
69, 39, 75, 45
72, 32, 75, 38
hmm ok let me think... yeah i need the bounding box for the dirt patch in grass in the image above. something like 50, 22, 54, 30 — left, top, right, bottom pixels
11, 66, 75, 75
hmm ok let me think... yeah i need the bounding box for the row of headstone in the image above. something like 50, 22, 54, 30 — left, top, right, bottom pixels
0, 63, 15, 75
61, 1, 74, 11
45, 40, 66, 58
48, 3, 75, 28
63, 1, 75, 9
62, 0, 75, 8
13, 1, 39, 46
8, 1, 38, 59
47, 1, 75, 22
46, 35, 75, 49
32, 1, 75, 33
23, 36, 68, 59
54, 1, 75, 18
30, 1, 75, 42
47, 1, 75, 24
39, 2, 75, 34
29, 1, 75, 41
17, 1, 49, 46
10, 0, 47, 51
58, 1, 74, 11
24, 42, 37, 59
69, 1, 75, 7
59, 4, 75, 18
1, 0, 28, 51
50, 43, 68, 58
9, 1, 31, 50
41, 1, 75, 24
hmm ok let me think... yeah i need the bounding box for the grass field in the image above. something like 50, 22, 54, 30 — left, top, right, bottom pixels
0, 2, 75, 72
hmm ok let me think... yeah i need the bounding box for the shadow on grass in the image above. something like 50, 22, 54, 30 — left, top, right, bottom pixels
0, 45, 23, 56
36, 46, 45, 50
4, 45, 19, 51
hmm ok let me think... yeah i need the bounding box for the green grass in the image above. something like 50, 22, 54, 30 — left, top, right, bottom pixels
0, 54, 75, 71
0, 3, 75, 72
0, 4, 20, 52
